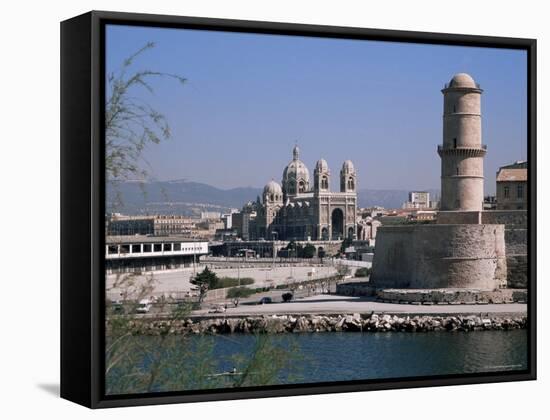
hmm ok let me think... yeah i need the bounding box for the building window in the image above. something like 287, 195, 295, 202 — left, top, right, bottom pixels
120, 244, 130, 254
131, 244, 141, 253
163, 243, 172, 252
517, 185, 524, 199
453, 138, 457, 148
456, 167, 459, 175
108, 245, 118, 254
173, 243, 181, 251
504, 186, 510, 198
143, 244, 152, 252
154, 243, 162, 252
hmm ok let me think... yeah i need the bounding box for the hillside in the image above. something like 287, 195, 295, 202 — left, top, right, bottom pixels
107, 180, 438, 215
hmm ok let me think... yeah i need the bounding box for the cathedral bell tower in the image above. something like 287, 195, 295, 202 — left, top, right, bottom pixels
340, 160, 356, 193
314, 159, 330, 192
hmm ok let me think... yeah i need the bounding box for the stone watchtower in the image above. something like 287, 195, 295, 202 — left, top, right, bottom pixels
438, 73, 486, 211
370, 73, 507, 292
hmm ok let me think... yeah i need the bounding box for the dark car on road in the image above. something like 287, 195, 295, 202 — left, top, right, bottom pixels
258, 297, 273, 305
282, 292, 293, 302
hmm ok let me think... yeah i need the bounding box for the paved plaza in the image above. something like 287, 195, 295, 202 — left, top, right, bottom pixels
106, 264, 337, 299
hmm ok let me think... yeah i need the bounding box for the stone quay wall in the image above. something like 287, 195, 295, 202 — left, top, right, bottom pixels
335, 282, 373, 297
335, 283, 527, 304
375, 288, 527, 304
370, 224, 507, 290
121, 312, 527, 335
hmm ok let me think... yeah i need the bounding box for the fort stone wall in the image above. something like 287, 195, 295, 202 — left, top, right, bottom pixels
435, 210, 528, 288
370, 224, 507, 290
482, 210, 528, 288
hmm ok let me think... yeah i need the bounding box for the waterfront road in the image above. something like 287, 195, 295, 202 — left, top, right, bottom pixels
194, 294, 527, 317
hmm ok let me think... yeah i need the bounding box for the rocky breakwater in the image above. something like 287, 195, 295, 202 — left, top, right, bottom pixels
124, 313, 527, 335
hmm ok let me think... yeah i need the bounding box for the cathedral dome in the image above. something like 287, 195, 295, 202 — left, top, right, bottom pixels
282, 145, 310, 194
341, 160, 355, 174
448, 73, 477, 89
263, 180, 282, 196
283, 160, 310, 182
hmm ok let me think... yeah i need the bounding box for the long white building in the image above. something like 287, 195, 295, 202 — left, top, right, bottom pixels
106, 235, 208, 273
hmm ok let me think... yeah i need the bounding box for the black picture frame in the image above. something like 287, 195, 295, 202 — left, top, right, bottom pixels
60, 10, 537, 409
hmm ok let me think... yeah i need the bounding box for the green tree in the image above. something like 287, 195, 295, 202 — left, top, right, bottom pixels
340, 237, 353, 253
302, 243, 316, 259
317, 248, 326, 260
285, 240, 304, 258
190, 266, 219, 304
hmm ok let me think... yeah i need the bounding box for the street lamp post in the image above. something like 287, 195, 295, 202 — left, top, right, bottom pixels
193, 244, 196, 276
237, 254, 241, 287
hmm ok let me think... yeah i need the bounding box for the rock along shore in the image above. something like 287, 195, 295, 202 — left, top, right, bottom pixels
123, 313, 528, 335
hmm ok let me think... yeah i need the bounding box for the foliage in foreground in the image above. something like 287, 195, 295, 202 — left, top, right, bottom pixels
105, 42, 186, 210
106, 272, 300, 395
106, 42, 186, 183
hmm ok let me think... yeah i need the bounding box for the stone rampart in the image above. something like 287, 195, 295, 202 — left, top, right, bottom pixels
483, 210, 528, 288
437, 210, 482, 225
481, 210, 527, 228
370, 224, 507, 290
435, 210, 528, 288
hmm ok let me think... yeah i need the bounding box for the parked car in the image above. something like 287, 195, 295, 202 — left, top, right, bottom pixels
135, 299, 152, 314
111, 300, 125, 314
258, 297, 273, 305
282, 292, 293, 302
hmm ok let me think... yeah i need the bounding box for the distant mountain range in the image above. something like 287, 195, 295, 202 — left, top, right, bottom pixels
107, 179, 439, 215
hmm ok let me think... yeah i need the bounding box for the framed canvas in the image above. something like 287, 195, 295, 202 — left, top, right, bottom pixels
60, 10, 536, 408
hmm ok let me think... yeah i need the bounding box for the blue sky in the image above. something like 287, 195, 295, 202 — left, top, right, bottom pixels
106, 24, 527, 194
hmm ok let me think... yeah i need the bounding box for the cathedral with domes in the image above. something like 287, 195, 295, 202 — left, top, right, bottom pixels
253, 145, 358, 241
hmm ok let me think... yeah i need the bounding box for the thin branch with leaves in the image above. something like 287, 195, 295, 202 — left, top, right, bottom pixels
105, 42, 186, 189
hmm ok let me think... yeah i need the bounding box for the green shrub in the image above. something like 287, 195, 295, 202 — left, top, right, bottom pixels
216, 277, 254, 289
226, 287, 256, 299
355, 267, 372, 277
